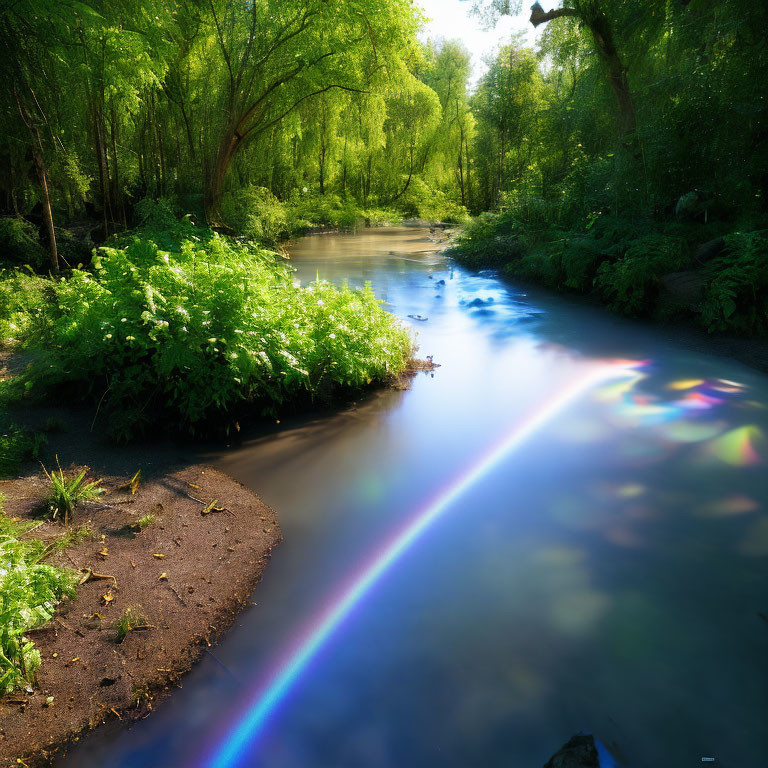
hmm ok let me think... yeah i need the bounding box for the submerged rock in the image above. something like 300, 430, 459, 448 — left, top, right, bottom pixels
544, 733, 600, 768
467, 297, 494, 307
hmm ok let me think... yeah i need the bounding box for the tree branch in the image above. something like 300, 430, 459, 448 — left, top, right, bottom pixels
529, 2, 579, 27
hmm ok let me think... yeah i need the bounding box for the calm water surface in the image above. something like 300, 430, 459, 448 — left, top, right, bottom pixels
63, 227, 768, 768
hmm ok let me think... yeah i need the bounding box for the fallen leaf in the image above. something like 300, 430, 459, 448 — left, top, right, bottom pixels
129, 469, 141, 495
152, 553, 165, 559
158, 572, 168, 581
101, 591, 114, 605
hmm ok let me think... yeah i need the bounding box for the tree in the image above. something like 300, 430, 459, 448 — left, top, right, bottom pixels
200, 0, 418, 225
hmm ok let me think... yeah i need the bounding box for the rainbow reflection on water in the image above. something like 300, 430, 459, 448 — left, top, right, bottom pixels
200, 361, 640, 768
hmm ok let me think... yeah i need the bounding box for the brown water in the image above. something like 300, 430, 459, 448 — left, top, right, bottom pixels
63, 227, 768, 768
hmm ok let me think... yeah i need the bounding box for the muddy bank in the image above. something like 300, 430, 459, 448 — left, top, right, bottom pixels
0, 464, 280, 768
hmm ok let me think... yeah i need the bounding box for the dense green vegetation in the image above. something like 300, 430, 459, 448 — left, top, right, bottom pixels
0, 495, 77, 694
451, 0, 768, 336
3, 207, 413, 440
0, 0, 473, 261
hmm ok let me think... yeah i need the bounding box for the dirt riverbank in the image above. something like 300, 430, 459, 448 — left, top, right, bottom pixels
0, 463, 280, 768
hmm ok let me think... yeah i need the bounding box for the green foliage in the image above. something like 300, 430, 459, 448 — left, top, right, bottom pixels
594, 235, 689, 316
0, 269, 53, 346
17, 222, 412, 439
43, 464, 103, 523
699, 232, 768, 336
136, 514, 155, 531
0, 495, 77, 694
0, 218, 47, 271
399, 179, 470, 224
0, 423, 46, 479
223, 187, 289, 243
113, 606, 151, 643
449, 211, 523, 268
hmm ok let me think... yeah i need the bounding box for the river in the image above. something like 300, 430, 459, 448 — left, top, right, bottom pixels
62, 226, 768, 768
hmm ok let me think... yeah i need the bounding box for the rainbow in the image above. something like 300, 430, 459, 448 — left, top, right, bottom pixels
201, 361, 637, 768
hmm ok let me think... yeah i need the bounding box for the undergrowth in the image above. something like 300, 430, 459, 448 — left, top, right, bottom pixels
0, 494, 77, 694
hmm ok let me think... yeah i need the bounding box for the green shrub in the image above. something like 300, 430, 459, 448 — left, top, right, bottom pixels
594, 234, 689, 316
0, 269, 49, 345
699, 231, 768, 336
0, 217, 47, 271
19, 224, 413, 439
548, 235, 607, 292
222, 186, 289, 243
0, 496, 77, 693
449, 211, 523, 268
398, 178, 469, 224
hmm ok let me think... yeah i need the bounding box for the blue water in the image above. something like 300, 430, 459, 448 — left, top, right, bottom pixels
62, 227, 768, 768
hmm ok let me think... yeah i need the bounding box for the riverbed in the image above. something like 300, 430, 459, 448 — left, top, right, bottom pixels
62, 226, 768, 768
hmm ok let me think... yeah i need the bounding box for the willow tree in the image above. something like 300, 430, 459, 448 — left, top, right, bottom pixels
200, 0, 419, 225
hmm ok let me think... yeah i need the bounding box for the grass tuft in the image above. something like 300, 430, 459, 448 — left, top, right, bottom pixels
43, 462, 103, 524
114, 606, 152, 643
136, 514, 155, 531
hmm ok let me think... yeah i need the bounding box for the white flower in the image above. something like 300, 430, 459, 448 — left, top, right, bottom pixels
329, 333, 336, 339
317, 299, 324, 306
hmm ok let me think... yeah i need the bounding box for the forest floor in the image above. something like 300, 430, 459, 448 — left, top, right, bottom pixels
0, 460, 281, 768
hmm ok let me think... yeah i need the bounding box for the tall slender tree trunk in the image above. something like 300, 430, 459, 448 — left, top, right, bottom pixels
14, 89, 58, 272
31, 130, 58, 273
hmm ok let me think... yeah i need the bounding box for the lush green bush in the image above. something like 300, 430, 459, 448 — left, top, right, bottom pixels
449, 210, 523, 268
17, 224, 413, 439
287, 191, 381, 232
699, 232, 768, 336
521, 235, 609, 293
594, 234, 689, 316
0, 496, 77, 693
398, 178, 469, 224
222, 186, 289, 243
0, 270, 49, 346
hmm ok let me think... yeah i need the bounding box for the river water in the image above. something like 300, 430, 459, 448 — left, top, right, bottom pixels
63, 227, 768, 768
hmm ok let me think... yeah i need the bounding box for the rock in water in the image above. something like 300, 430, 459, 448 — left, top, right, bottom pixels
544, 733, 601, 768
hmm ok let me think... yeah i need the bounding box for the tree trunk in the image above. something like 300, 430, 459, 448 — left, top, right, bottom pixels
14, 89, 58, 272
205, 129, 241, 226
31, 133, 58, 273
